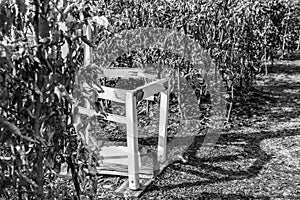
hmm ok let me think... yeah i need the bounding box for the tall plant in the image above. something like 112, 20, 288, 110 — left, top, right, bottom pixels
0, 0, 99, 199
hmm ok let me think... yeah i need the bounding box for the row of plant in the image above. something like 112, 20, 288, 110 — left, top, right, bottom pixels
0, 0, 300, 199
88, 0, 300, 118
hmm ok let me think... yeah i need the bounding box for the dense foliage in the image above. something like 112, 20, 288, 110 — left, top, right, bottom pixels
0, 0, 299, 199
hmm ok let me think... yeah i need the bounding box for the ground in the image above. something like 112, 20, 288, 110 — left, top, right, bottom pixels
84, 58, 300, 199
140, 59, 300, 199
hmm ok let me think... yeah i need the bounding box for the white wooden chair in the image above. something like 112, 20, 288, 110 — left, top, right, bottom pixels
75, 24, 171, 192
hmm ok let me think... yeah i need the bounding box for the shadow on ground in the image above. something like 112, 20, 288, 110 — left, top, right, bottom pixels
142, 57, 300, 199
266, 59, 300, 74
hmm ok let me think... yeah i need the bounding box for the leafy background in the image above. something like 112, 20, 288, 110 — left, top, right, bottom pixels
0, 0, 300, 199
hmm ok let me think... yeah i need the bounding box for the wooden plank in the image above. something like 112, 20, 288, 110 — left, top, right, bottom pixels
97, 163, 153, 178
96, 168, 153, 179
82, 82, 126, 103
83, 82, 155, 102
102, 68, 142, 78
132, 78, 169, 100
139, 71, 157, 80
77, 106, 126, 124
125, 92, 140, 190
157, 81, 170, 163
98, 163, 153, 176
102, 68, 157, 79
98, 146, 139, 166
97, 146, 154, 178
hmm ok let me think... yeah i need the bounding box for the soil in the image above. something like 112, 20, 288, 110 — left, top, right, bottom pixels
82, 58, 300, 199
140, 59, 300, 199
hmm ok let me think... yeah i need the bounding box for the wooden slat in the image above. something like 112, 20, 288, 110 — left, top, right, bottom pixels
102, 68, 157, 79
125, 92, 140, 190
157, 80, 170, 163
96, 168, 153, 179
77, 106, 126, 124
97, 146, 154, 178
82, 81, 155, 102
83, 82, 127, 103
132, 78, 169, 100
97, 163, 153, 177
98, 146, 139, 165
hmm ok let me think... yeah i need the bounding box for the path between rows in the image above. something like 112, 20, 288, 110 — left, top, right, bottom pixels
140, 59, 300, 199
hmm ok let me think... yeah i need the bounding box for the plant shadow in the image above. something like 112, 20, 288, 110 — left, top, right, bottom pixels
143, 67, 300, 198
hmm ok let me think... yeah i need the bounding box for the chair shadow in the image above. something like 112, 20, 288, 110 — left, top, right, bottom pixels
143, 191, 272, 200
143, 74, 300, 196
144, 126, 300, 195
98, 61, 300, 198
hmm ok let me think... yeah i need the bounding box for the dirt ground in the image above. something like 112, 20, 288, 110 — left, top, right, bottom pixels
89, 58, 300, 200
137, 59, 300, 199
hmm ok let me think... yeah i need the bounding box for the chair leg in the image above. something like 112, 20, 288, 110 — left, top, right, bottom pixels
126, 92, 140, 190
157, 82, 170, 163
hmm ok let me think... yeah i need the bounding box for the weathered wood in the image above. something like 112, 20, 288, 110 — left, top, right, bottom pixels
125, 92, 140, 190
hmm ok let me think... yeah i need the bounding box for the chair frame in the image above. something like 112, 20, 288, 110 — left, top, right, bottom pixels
76, 24, 170, 191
